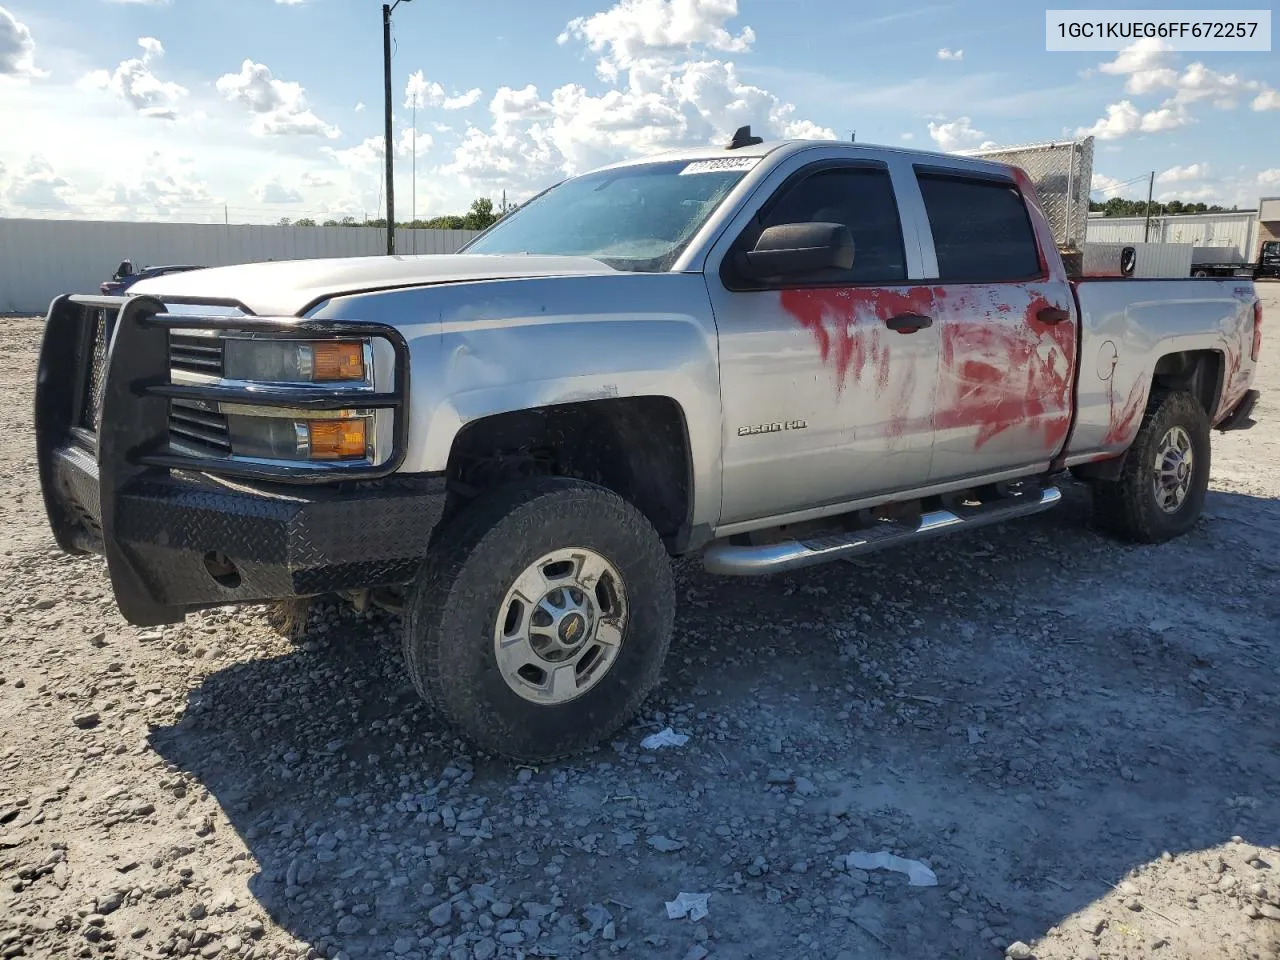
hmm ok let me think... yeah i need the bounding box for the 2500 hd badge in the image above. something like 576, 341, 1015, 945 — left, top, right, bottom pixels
737, 419, 808, 436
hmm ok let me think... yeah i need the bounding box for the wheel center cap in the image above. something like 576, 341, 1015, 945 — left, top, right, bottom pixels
558, 612, 588, 647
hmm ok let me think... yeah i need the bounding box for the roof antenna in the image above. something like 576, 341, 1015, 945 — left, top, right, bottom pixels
727, 125, 764, 150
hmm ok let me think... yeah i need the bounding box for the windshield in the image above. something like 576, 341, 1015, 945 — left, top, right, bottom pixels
461, 158, 757, 272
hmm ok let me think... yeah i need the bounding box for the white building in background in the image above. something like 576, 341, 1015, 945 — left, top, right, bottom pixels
1086, 210, 1260, 263
0, 218, 479, 315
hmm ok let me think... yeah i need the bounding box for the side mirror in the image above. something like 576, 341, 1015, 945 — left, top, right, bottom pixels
115, 259, 134, 279
738, 222, 854, 281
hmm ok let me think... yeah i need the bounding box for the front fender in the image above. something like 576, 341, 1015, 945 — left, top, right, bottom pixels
315, 273, 724, 528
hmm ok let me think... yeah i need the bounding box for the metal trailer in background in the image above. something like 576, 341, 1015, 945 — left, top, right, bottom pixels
1086, 210, 1261, 268
1081, 242, 1193, 278
0, 218, 481, 315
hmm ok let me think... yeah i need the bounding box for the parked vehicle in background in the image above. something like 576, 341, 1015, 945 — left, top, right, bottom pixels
36, 130, 1264, 762
1190, 240, 1280, 279
100, 261, 204, 296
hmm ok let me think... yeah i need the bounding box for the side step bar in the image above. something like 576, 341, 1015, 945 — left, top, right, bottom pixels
703, 486, 1063, 576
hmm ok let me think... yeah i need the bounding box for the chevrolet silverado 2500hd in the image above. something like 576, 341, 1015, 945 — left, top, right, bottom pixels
35, 131, 1263, 760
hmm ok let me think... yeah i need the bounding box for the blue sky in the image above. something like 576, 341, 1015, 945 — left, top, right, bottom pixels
1, 0, 1277, 223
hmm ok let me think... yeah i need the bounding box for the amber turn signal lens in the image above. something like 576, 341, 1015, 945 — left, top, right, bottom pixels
311, 342, 366, 381
307, 418, 368, 459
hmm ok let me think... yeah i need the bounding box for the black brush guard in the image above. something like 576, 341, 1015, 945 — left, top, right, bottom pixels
35, 294, 448, 627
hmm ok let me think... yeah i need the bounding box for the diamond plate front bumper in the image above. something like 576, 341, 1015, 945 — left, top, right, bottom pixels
35, 293, 444, 627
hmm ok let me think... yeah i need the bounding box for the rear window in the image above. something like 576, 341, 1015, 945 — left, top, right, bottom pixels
916, 172, 1042, 282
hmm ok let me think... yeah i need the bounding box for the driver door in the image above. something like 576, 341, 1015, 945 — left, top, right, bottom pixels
705, 154, 942, 526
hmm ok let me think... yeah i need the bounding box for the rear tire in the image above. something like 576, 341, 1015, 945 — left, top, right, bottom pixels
403, 477, 675, 761
1091, 389, 1210, 543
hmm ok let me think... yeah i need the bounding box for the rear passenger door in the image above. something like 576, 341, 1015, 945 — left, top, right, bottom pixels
706, 154, 942, 526
913, 166, 1078, 484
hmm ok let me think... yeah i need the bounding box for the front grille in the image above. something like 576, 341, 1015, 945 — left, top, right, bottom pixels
169, 333, 224, 376
168, 399, 231, 457
81, 308, 114, 431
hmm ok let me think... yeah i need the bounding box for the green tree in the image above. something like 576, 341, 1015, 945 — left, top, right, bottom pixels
463, 197, 499, 231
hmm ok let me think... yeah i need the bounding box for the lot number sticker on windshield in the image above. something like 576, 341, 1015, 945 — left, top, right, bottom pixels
680, 157, 761, 175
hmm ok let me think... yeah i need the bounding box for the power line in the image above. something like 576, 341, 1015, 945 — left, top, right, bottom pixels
1089, 173, 1152, 197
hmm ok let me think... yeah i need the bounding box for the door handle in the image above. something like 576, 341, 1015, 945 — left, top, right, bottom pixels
1037, 306, 1070, 325
885, 313, 933, 334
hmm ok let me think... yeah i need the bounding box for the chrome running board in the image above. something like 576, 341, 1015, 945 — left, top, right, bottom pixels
703, 486, 1062, 576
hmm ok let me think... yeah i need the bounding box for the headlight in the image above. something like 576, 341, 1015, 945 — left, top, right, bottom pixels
223, 338, 368, 383
226, 412, 372, 461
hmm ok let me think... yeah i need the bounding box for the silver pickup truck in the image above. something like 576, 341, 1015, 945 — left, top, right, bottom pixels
35, 130, 1263, 760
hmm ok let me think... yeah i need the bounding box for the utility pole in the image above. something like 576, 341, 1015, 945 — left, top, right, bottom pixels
412, 99, 417, 254
382, 3, 395, 255
1143, 170, 1155, 242
382, 2, 415, 253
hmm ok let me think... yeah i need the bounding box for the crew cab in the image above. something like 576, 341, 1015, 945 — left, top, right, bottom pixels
35, 131, 1263, 760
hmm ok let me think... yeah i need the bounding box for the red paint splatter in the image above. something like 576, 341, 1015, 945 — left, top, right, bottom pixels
1102, 378, 1147, 446
932, 285, 1076, 453
780, 282, 1077, 456
779, 286, 938, 393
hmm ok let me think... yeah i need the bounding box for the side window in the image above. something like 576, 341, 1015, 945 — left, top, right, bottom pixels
756, 167, 907, 284
915, 172, 1042, 282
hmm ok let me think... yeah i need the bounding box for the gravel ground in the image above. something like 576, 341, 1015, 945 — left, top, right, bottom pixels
2, 291, 1279, 960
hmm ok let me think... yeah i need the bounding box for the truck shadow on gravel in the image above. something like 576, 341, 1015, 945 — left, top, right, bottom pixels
148, 482, 1280, 960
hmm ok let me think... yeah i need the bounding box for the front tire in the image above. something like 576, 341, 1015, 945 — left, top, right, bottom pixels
403, 478, 675, 761
1092, 389, 1211, 543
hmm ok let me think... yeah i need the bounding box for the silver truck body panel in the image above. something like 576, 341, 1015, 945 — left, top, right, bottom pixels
312, 274, 726, 530
1063, 278, 1259, 462
700, 145, 941, 524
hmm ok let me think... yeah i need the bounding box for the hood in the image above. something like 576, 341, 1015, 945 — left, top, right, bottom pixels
126, 253, 621, 316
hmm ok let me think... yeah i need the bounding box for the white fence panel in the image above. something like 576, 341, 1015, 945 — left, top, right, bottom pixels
0, 218, 480, 314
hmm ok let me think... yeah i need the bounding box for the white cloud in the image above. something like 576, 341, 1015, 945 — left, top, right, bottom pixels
354, 101, 365, 113
443, 88, 482, 110
1091, 172, 1126, 195
79, 37, 187, 120
1170, 62, 1258, 108
216, 59, 340, 138
300, 170, 335, 188
1074, 99, 1190, 140
0, 6, 43, 79
1155, 184, 1221, 203
927, 116, 985, 151
102, 155, 214, 215
559, 0, 755, 70
405, 71, 484, 111
324, 136, 384, 170
105, 0, 171, 5
1157, 163, 1211, 183
900, 132, 914, 140
405, 71, 444, 110
1076, 101, 1140, 139
1254, 89, 1280, 111
491, 84, 554, 131
936, 48, 963, 61
1258, 169, 1280, 187
275, 0, 308, 5
1098, 39, 1177, 95
4, 156, 72, 209
396, 128, 433, 158
254, 178, 303, 203
446, 0, 831, 196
